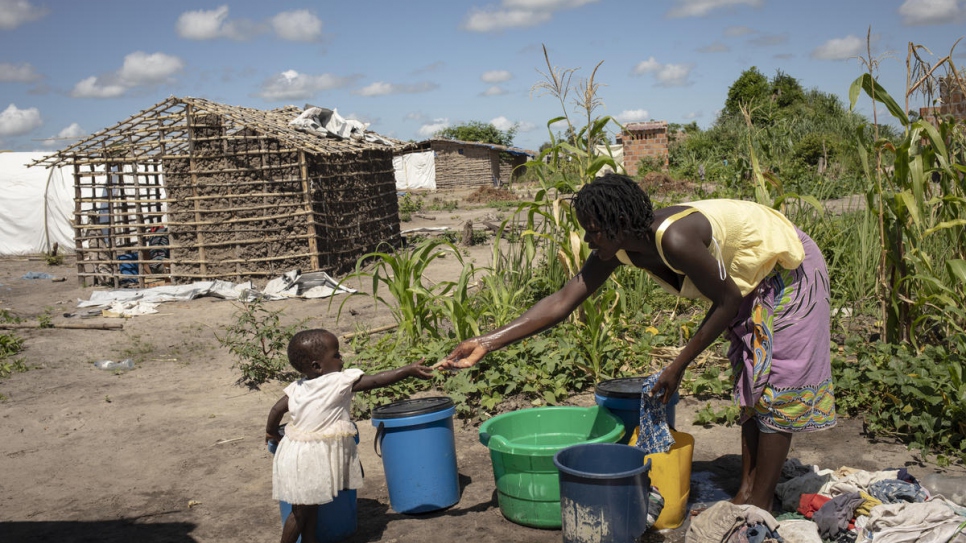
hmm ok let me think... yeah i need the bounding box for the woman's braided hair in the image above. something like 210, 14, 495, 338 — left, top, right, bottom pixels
573, 173, 654, 241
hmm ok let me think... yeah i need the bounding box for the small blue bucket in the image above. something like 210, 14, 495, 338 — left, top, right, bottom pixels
372, 397, 459, 514
554, 443, 652, 543
270, 425, 358, 543
595, 377, 679, 444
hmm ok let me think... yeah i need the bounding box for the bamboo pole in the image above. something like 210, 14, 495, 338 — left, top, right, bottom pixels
299, 150, 320, 271
186, 104, 207, 277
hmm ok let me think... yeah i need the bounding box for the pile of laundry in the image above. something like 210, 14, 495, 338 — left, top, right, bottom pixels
687, 461, 966, 542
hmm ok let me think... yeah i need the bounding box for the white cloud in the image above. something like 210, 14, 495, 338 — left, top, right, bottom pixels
357, 82, 394, 97
698, 42, 729, 53
667, 0, 763, 18
655, 64, 693, 86
413, 61, 446, 74
899, 0, 965, 25
632, 57, 693, 86
271, 10, 323, 42
482, 70, 513, 83
0, 0, 49, 30
354, 81, 438, 97
256, 70, 360, 100
724, 25, 754, 37
749, 33, 788, 47
0, 103, 42, 137
70, 76, 126, 99
118, 52, 184, 86
0, 62, 41, 83
175, 5, 261, 41
633, 57, 662, 75
70, 51, 184, 98
42, 123, 86, 147
419, 119, 450, 137
616, 109, 650, 123
490, 116, 517, 131
404, 111, 424, 121
463, 0, 598, 32
811, 35, 865, 61
483, 85, 508, 96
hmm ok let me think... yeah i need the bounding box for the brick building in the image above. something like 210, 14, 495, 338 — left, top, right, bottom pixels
620, 121, 669, 177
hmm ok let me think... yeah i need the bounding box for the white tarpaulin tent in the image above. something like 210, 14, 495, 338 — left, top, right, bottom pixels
0, 151, 75, 255
393, 150, 436, 190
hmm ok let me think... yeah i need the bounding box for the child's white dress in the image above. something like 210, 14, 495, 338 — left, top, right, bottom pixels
273, 368, 365, 505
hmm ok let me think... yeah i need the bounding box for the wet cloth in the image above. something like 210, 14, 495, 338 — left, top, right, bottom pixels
868, 479, 929, 504
635, 372, 675, 455
726, 228, 836, 431
797, 493, 831, 519
273, 368, 365, 505
776, 519, 822, 543
777, 470, 835, 512
686, 501, 782, 543
812, 492, 864, 540
864, 501, 966, 542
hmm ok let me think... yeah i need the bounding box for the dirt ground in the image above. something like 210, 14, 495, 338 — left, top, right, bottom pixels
1, 194, 964, 543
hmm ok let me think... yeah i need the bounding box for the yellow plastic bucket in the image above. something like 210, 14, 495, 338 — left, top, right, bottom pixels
630, 428, 694, 530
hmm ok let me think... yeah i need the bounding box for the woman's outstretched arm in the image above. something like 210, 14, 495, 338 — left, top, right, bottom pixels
439, 252, 620, 369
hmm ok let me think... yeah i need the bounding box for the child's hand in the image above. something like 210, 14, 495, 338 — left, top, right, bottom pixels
406, 357, 434, 380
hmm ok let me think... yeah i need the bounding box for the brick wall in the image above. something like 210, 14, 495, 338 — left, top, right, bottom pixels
939, 77, 966, 119
621, 121, 669, 177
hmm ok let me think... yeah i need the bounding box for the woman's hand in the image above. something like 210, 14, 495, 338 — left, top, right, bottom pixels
435, 338, 489, 370
650, 364, 685, 405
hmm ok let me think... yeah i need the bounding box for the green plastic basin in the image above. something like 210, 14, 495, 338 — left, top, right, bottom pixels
478, 405, 625, 529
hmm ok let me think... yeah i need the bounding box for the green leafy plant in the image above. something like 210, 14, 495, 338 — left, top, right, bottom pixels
834, 340, 965, 464
337, 239, 469, 342
217, 298, 307, 386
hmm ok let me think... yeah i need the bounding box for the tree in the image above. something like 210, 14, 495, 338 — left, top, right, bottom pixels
435, 121, 517, 147
723, 67, 770, 119
771, 70, 805, 109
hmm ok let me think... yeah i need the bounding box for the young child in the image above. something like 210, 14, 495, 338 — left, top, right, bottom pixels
265, 328, 433, 543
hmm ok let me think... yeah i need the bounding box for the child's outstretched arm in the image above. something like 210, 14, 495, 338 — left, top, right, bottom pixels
265, 394, 289, 444
352, 358, 433, 392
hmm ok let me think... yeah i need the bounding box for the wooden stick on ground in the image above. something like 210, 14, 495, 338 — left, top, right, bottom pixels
0, 322, 124, 331
340, 323, 398, 341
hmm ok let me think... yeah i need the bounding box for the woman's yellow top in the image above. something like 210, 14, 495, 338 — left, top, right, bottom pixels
616, 199, 805, 300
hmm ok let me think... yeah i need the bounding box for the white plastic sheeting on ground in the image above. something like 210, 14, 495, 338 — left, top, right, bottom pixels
0, 151, 75, 255
76, 270, 355, 316
393, 150, 436, 190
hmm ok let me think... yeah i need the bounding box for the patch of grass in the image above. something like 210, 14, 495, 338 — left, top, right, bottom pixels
44, 253, 65, 266
121, 334, 157, 363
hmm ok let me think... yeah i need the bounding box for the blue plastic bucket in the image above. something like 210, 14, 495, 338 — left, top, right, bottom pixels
595, 377, 679, 444
271, 425, 358, 543
554, 443, 652, 543
279, 493, 356, 543
372, 397, 459, 514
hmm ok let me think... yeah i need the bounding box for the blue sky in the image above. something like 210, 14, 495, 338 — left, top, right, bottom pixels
1, 0, 964, 154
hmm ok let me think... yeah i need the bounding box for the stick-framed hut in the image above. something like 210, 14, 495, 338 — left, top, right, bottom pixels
395, 138, 533, 191
29, 97, 406, 287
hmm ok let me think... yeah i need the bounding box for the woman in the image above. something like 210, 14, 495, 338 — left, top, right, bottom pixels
440, 173, 836, 511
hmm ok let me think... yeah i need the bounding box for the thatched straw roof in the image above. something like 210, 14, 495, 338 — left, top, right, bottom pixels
29, 96, 410, 168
